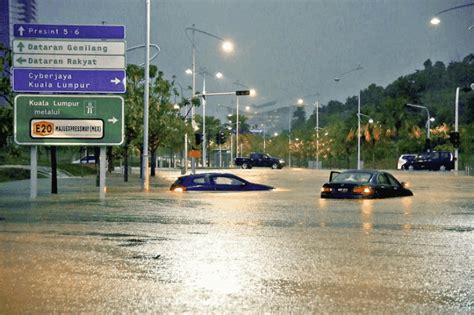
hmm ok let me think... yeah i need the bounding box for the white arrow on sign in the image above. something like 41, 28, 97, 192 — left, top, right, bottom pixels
18, 26, 25, 36
110, 78, 121, 85
108, 117, 118, 124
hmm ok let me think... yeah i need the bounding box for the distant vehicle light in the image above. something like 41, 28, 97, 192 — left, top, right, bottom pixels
321, 187, 332, 193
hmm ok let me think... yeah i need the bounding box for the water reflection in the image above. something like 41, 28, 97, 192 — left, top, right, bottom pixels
360, 199, 374, 234
402, 197, 413, 232
0, 169, 472, 313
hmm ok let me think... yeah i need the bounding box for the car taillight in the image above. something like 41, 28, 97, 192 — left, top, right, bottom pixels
321, 187, 332, 193
353, 186, 373, 195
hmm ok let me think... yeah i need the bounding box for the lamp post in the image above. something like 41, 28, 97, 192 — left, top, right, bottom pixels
195, 89, 253, 162
454, 83, 474, 172
406, 103, 434, 151
287, 98, 305, 168
334, 65, 363, 169
430, 3, 474, 27
125, 42, 161, 185
455, 87, 460, 172
143, 0, 151, 191
126, 43, 160, 66
233, 81, 256, 157
356, 113, 374, 168
198, 69, 223, 167
185, 25, 234, 173
297, 93, 320, 168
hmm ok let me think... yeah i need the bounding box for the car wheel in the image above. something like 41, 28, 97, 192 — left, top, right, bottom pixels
440, 165, 446, 171
408, 165, 414, 171
242, 163, 249, 169
271, 163, 278, 169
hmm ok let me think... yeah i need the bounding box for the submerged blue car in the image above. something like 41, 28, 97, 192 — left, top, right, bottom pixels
320, 170, 413, 199
170, 172, 274, 192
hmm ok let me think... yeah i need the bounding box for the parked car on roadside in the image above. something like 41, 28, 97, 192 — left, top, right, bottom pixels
170, 172, 274, 192
320, 169, 413, 199
72, 155, 97, 164
234, 152, 285, 169
401, 151, 454, 171
397, 154, 417, 170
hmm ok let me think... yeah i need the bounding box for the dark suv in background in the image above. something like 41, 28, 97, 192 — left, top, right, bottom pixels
402, 151, 454, 171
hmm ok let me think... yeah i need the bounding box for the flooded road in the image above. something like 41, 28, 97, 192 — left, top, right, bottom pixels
0, 169, 473, 313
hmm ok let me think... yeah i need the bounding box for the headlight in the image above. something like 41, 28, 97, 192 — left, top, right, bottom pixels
321, 187, 332, 193
171, 185, 186, 192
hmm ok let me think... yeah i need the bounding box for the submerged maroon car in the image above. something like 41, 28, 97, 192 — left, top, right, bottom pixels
320, 170, 413, 199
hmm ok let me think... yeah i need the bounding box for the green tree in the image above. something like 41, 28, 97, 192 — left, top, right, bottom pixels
121, 64, 149, 181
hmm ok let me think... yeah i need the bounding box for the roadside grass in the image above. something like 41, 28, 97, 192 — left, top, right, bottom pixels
0, 164, 97, 183
0, 168, 46, 182
59, 163, 97, 176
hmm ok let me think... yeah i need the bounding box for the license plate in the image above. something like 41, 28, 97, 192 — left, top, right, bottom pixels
338, 188, 348, 192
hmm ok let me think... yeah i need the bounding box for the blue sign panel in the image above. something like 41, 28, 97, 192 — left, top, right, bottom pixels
12, 68, 126, 93
14, 23, 125, 40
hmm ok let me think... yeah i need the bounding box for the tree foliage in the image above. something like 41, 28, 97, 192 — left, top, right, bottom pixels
1, 52, 474, 170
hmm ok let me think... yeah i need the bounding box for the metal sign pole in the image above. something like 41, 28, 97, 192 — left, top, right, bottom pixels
30, 146, 37, 199
142, 0, 151, 191
100, 146, 106, 199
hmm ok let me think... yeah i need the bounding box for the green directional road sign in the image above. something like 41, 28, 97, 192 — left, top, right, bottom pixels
14, 95, 124, 145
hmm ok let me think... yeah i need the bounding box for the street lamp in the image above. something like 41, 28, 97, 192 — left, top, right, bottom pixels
198, 68, 223, 167
288, 98, 307, 167
125, 42, 162, 187
185, 24, 234, 173
297, 93, 320, 168
194, 89, 253, 163
430, 3, 474, 27
406, 103, 434, 150
334, 65, 364, 169
454, 83, 474, 172
126, 43, 160, 66
356, 113, 374, 168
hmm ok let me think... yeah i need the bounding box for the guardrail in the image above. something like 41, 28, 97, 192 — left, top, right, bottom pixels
465, 166, 473, 176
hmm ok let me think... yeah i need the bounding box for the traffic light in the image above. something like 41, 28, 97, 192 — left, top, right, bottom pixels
194, 133, 203, 145
235, 90, 250, 96
449, 132, 460, 148
216, 131, 226, 145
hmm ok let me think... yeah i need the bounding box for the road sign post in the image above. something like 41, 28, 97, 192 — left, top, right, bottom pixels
12, 23, 127, 199
14, 95, 124, 146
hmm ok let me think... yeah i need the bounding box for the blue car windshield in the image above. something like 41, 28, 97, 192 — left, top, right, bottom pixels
333, 172, 372, 183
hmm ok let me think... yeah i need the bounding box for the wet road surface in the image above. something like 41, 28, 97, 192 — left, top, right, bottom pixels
0, 168, 473, 313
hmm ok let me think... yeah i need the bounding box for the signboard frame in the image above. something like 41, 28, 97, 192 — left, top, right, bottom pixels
14, 94, 124, 146
12, 68, 126, 93
13, 53, 125, 69
14, 23, 126, 40
12, 39, 126, 55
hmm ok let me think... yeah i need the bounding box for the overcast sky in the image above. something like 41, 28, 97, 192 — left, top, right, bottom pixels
36, 0, 474, 115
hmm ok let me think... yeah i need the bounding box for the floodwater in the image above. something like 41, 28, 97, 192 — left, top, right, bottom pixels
0, 168, 473, 313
